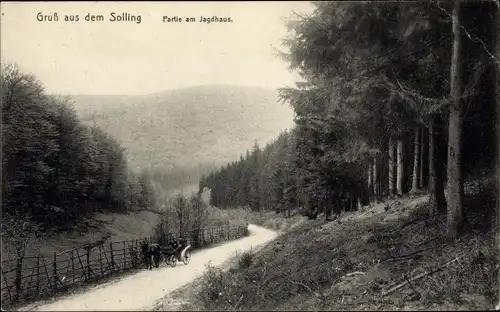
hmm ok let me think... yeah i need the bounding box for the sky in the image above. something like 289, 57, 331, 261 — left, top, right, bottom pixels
1, 1, 314, 95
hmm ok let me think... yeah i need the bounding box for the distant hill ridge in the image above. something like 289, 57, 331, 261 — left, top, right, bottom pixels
65, 85, 295, 192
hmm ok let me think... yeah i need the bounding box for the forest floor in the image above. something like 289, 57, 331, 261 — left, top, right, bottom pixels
157, 192, 499, 311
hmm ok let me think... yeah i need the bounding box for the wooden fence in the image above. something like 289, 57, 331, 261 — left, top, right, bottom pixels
1, 224, 249, 308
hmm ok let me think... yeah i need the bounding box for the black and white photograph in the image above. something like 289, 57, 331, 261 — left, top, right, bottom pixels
1, 1, 499, 311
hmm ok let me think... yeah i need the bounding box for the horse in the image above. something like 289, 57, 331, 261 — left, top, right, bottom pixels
140, 240, 162, 270
149, 242, 162, 268
140, 240, 153, 270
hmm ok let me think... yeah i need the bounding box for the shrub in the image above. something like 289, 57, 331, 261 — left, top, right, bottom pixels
408, 202, 431, 221
238, 251, 254, 268
195, 263, 245, 311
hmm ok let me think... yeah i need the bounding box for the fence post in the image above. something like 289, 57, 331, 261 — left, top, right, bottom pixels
71, 250, 75, 283
86, 248, 92, 281
123, 241, 126, 268
109, 243, 115, 271
14, 255, 22, 302
52, 252, 58, 289
99, 246, 104, 276
36, 255, 40, 298
135, 239, 138, 268
1, 265, 13, 303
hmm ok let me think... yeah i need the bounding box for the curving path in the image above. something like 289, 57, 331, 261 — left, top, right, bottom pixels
21, 224, 279, 311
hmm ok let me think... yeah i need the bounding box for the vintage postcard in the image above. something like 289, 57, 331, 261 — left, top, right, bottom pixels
1, 1, 499, 311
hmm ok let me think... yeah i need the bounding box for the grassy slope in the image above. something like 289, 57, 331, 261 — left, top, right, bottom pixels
158, 194, 498, 311
2, 210, 161, 260
68, 85, 295, 191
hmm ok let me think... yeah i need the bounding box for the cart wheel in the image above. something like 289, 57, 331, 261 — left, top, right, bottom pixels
182, 250, 191, 265
167, 254, 177, 267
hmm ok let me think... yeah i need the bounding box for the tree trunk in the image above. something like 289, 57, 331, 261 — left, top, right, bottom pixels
373, 157, 379, 202
367, 162, 372, 190
178, 208, 184, 234
411, 126, 421, 193
367, 162, 373, 204
429, 120, 447, 215
419, 127, 426, 189
325, 196, 333, 221
447, 0, 464, 238
396, 138, 404, 196
495, 2, 500, 256
287, 201, 291, 218
388, 137, 395, 196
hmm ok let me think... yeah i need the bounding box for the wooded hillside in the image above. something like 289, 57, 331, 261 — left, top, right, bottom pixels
68, 86, 295, 193
1, 64, 157, 232
199, 1, 499, 238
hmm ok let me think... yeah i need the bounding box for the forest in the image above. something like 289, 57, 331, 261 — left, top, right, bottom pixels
199, 1, 499, 238
1, 63, 157, 232
0, 64, 254, 261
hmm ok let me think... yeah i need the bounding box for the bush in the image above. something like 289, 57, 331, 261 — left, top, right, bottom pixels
150, 193, 250, 245
1, 211, 42, 259
408, 202, 431, 221
238, 251, 254, 268
243, 225, 250, 236
195, 263, 245, 311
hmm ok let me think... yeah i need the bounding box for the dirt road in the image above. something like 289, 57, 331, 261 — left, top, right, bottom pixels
22, 224, 279, 311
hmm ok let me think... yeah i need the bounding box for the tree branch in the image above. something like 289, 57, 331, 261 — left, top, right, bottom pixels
435, 0, 499, 67
382, 254, 465, 296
